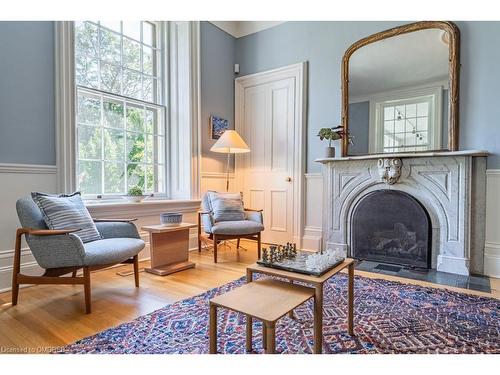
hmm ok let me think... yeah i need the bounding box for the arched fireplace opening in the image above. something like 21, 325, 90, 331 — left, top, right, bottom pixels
351, 189, 431, 269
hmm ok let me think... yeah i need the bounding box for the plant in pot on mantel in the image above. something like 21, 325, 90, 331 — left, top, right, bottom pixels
317, 126, 354, 158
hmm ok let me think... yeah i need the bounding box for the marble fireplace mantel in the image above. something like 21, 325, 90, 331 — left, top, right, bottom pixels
315, 150, 488, 275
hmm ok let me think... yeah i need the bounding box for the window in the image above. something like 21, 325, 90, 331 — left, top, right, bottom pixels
371, 87, 443, 154
381, 97, 433, 153
74, 21, 166, 197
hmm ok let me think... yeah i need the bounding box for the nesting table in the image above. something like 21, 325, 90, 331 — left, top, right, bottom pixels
141, 223, 197, 276
209, 279, 316, 354
246, 258, 355, 354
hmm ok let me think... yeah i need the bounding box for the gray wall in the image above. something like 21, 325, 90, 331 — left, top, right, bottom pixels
235, 21, 500, 171
0, 22, 55, 165
348, 101, 369, 155
200, 22, 236, 173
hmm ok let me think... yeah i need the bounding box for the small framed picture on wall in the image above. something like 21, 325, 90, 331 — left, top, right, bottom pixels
210, 115, 229, 140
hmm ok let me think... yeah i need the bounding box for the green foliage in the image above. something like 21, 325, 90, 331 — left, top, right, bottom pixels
128, 186, 144, 196
317, 127, 342, 147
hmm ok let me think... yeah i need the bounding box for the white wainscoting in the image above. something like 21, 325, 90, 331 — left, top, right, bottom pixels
0, 163, 201, 292
302, 173, 323, 250
485, 169, 500, 277
0, 164, 58, 292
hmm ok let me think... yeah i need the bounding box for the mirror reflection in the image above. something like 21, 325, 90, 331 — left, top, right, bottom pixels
348, 28, 450, 155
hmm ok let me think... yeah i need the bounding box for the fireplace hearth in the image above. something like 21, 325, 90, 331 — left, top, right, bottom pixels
351, 190, 431, 269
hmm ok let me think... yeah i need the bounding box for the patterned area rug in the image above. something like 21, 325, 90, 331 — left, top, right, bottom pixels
57, 274, 500, 354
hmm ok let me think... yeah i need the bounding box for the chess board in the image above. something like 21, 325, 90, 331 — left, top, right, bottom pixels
257, 250, 345, 276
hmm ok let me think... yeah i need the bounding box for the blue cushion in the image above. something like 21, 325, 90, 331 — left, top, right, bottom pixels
211, 220, 264, 235
83, 238, 145, 266
31, 192, 101, 243
207, 191, 245, 222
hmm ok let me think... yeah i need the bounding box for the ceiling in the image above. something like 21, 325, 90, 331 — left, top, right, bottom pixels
209, 21, 285, 38
349, 28, 450, 97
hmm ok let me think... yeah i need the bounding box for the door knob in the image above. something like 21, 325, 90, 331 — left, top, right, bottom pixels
286, 177, 292, 182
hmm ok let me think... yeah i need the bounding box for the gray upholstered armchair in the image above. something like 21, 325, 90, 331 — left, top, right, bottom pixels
198, 192, 264, 263
13, 196, 145, 313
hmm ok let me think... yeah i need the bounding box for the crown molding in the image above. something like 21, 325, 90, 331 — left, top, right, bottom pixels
209, 21, 285, 38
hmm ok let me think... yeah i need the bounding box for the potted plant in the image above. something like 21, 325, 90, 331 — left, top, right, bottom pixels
124, 186, 148, 203
317, 126, 354, 158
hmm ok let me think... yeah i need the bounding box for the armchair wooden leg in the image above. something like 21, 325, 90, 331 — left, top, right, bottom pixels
237, 238, 241, 249
83, 267, 91, 314
133, 255, 139, 287
198, 212, 202, 253
213, 235, 218, 263
257, 232, 262, 259
11, 229, 23, 306
71, 270, 77, 277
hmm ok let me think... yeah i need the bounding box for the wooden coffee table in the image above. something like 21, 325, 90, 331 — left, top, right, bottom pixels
141, 223, 197, 276
246, 258, 355, 354
209, 278, 316, 354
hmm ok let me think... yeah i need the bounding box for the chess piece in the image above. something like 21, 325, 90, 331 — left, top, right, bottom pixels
262, 249, 268, 263
269, 248, 276, 263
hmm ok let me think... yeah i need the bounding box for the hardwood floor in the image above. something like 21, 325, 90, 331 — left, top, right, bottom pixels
0, 240, 498, 351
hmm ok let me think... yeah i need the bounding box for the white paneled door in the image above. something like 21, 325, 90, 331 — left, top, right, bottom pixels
235, 64, 306, 245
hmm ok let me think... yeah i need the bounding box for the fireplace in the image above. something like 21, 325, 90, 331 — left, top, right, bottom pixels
351, 190, 431, 269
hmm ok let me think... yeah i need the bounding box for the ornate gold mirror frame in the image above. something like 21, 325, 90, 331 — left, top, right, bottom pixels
341, 21, 460, 156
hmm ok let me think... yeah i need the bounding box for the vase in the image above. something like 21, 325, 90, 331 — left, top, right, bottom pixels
325, 146, 335, 158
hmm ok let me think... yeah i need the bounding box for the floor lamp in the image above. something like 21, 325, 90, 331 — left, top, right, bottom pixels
210, 130, 250, 191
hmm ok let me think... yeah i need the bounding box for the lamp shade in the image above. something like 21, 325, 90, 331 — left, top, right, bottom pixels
210, 130, 250, 154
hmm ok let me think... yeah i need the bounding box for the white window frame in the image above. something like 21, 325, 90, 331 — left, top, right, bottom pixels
74, 21, 167, 200
55, 21, 201, 202
362, 84, 444, 154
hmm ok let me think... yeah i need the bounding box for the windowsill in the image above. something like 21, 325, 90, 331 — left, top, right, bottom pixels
85, 198, 201, 217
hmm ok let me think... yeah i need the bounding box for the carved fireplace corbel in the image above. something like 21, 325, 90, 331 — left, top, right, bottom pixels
377, 158, 402, 185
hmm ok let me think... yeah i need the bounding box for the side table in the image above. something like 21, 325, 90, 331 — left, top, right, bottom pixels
142, 223, 197, 276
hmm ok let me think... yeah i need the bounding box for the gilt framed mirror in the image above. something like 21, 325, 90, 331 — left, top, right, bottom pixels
341, 21, 460, 156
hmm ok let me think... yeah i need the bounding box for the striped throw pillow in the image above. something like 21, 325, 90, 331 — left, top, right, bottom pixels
207, 191, 245, 222
31, 192, 102, 243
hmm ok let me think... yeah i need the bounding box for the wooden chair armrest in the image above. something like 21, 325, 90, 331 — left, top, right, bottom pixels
198, 211, 212, 215
244, 208, 263, 212
93, 218, 138, 223
20, 228, 81, 236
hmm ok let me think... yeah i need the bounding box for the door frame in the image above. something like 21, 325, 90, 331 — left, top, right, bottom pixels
234, 62, 308, 246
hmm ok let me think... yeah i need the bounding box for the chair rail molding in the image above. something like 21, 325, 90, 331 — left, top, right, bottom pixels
55, 21, 76, 194
0, 163, 57, 174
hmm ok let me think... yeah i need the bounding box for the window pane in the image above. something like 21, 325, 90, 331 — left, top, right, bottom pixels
145, 134, 153, 163
144, 108, 155, 133
143, 46, 154, 75
123, 69, 142, 99
384, 120, 394, 134
416, 117, 428, 131
75, 22, 99, 88
77, 95, 101, 125
404, 133, 416, 146
126, 133, 145, 163
143, 22, 154, 46
145, 165, 154, 192
103, 100, 124, 128
78, 126, 102, 159
394, 119, 405, 133
156, 136, 165, 164
100, 62, 121, 94
126, 106, 144, 132
122, 21, 141, 41
143, 76, 155, 102
103, 128, 124, 161
104, 162, 125, 194
78, 161, 102, 195
416, 131, 428, 145
395, 106, 405, 120
123, 37, 141, 71
417, 102, 429, 117
384, 106, 394, 121
405, 104, 417, 118
100, 29, 121, 64
127, 163, 145, 191
156, 164, 165, 192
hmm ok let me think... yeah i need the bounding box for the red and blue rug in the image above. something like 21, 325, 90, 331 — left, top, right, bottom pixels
57, 274, 500, 354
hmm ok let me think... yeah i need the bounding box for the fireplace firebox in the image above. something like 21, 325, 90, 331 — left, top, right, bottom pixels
351, 190, 431, 269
